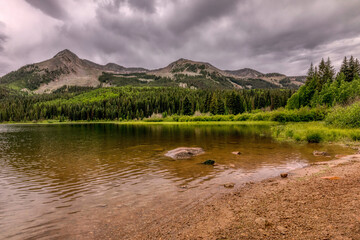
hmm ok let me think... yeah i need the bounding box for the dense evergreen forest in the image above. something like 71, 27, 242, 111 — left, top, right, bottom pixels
0, 86, 293, 122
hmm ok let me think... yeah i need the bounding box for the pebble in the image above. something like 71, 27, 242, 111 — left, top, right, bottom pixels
280, 173, 288, 178
277, 225, 287, 234
96, 204, 108, 208
224, 182, 235, 188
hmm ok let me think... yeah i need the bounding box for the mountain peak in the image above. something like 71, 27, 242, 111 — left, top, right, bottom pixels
172, 58, 191, 64
226, 68, 264, 78
53, 49, 79, 59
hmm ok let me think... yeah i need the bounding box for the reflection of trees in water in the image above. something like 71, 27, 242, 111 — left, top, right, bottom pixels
0, 124, 270, 187
1, 124, 352, 192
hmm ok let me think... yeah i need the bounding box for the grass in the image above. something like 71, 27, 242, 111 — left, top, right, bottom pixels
272, 121, 360, 144
138, 107, 327, 123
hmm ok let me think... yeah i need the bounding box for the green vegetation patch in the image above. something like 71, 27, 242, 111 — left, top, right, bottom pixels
272, 122, 360, 143
0, 65, 64, 90
325, 102, 360, 128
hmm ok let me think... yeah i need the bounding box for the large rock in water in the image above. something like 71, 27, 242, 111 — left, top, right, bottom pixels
165, 147, 205, 159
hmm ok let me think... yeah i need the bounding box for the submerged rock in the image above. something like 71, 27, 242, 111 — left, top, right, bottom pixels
313, 150, 329, 156
165, 147, 205, 159
202, 159, 215, 165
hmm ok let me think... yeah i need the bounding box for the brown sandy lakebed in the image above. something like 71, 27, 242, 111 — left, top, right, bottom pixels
92, 153, 360, 240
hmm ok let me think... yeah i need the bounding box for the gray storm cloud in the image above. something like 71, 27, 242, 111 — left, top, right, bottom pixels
0, 0, 360, 76
0, 22, 7, 52
25, 0, 68, 20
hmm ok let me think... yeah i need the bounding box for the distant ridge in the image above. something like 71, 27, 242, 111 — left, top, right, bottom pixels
0, 49, 306, 93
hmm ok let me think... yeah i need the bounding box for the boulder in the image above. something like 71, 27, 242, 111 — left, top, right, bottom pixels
313, 150, 329, 156
165, 147, 204, 159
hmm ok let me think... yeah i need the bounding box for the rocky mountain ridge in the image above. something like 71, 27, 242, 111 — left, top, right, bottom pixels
0, 49, 306, 92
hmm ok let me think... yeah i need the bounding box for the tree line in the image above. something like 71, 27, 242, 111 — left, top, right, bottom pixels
287, 56, 360, 109
0, 87, 294, 122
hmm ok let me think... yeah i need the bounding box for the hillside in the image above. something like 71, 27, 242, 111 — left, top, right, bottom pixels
226, 68, 305, 89
0, 49, 148, 93
0, 49, 306, 93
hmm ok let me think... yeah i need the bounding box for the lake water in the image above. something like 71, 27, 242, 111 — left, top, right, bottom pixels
0, 123, 353, 239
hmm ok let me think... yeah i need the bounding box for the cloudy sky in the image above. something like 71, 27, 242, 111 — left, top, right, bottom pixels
0, 0, 360, 76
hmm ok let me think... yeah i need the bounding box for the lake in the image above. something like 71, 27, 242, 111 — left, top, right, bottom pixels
0, 123, 352, 239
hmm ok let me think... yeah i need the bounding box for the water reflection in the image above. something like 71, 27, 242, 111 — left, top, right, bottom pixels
0, 123, 353, 239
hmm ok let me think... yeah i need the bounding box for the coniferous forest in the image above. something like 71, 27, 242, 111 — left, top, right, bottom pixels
0, 86, 292, 122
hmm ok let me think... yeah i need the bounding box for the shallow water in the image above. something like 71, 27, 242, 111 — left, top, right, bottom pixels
0, 123, 353, 239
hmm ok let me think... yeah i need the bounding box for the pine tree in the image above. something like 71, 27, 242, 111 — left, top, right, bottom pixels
339, 56, 349, 78
209, 94, 218, 115
306, 62, 315, 82
316, 57, 334, 89
348, 56, 356, 82
182, 96, 192, 115
216, 100, 225, 115
354, 58, 360, 79
318, 58, 326, 82
235, 95, 245, 114
324, 57, 335, 82
226, 92, 237, 114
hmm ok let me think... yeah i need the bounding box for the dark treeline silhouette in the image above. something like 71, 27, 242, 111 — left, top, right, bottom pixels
0, 87, 294, 122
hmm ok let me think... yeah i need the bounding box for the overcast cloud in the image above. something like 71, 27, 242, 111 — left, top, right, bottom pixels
0, 0, 360, 76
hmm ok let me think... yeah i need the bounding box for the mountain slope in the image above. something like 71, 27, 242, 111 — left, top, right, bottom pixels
0, 49, 148, 93
225, 68, 264, 78
0, 49, 306, 92
226, 68, 305, 88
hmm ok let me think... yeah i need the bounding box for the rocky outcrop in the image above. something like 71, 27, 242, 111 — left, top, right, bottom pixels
165, 147, 204, 159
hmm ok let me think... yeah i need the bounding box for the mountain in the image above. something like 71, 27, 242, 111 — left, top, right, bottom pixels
147, 58, 237, 89
225, 68, 264, 78
0, 49, 306, 92
0, 49, 148, 93
226, 68, 305, 89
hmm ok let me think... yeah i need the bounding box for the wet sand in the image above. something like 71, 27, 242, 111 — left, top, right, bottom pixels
93, 153, 360, 239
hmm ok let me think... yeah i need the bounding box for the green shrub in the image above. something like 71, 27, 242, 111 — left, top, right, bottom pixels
325, 102, 360, 128
350, 132, 360, 141
306, 132, 323, 143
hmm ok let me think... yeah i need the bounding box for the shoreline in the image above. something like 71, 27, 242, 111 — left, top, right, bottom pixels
92, 153, 360, 239
0, 120, 277, 125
